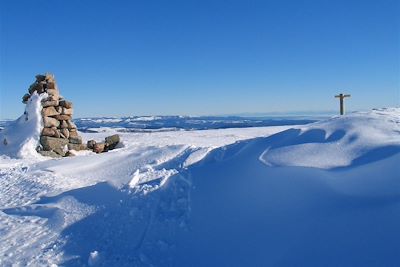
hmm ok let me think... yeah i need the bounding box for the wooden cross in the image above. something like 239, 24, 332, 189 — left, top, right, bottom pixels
335, 93, 351, 115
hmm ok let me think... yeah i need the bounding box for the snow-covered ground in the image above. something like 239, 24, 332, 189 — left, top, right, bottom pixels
1, 106, 400, 266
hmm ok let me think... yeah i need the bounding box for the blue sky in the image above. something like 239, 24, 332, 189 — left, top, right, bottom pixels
0, 0, 399, 119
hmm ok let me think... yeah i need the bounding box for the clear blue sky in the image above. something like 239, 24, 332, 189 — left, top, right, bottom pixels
1, 0, 399, 119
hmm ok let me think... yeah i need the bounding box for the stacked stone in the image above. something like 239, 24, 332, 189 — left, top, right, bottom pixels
22, 73, 86, 158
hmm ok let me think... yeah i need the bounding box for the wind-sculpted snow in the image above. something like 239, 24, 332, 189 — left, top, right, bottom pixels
1, 109, 400, 266
260, 108, 400, 169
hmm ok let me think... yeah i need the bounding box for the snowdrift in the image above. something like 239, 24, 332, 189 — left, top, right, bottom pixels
0, 93, 45, 159
260, 108, 400, 169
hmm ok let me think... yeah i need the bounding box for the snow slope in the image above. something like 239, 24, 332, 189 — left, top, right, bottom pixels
1, 108, 400, 266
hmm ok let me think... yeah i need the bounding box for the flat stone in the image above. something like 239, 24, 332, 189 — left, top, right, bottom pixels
42, 100, 59, 107
62, 107, 73, 115
42, 106, 59, 117
54, 114, 72, 121
68, 143, 87, 151
38, 150, 62, 158
46, 89, 59, 97
42, 127, 57, 137
40, 136, 68, 156
59, 100, 73, 108
43, 116, 60, 128
69, 136, 82, 144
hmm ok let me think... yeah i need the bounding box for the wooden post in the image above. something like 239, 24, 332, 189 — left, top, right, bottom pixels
335, 93, 351, 115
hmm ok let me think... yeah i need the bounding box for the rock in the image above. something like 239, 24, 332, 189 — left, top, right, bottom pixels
42, 127, 57, 137
93, 143, 105, 153
87, 140, 97, 149
54, 114, 72, 121
67, 120, 77, 129
54, 128, 61, 138
35, 74, 46, 82
42, 100, 59, 107
43, 116, 60, 128
69, 129, 79, 138
56, 106, 63, 113
45, 73, 55, 82
40, 136, 68, 156
22, 93, 30, 103
33, 82, 44, 93
69, 136, 82, 144
38, 150, 62, 158
61, 128, 70, 138
65, 150, 77, 157
105, 134, 120, 150
41, 106, 59, 117
68, 143, 87, 151
59, 100, 73, 108
60, 120, 68, 129
46, 81, 56, 89
62, 107, 73, 115
46, 89, 59, 97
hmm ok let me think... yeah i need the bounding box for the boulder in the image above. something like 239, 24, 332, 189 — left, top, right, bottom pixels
40, 136, 68, 156
43, 116, 60, 128
38, 150, 62, 158
60, 120, 68, 129
68, 143, 87, 151
93, 143, 105, 153
61, 128, 70, 138
46, 89, 59, 97
69, 136, 82, 144
46, 81, 56, 89
35, 74, 46, 82
41, 106, 59, 117
59, 100, 73, 108
42, 127, 57, 137
54, 114, 72, 121
45, 73, 55, 82
105, 134, 120, 150
62, 107, 73, 115
69, 129, 79, 138
87, 140, 96, 149
42, 100, 59, 107
67, 120, 77, 129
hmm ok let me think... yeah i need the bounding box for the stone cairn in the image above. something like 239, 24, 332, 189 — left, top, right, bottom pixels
22, 73, 120, 158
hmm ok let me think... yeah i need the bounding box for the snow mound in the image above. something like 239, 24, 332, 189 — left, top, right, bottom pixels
260, 108, 400, 169
0, 93, 46, 159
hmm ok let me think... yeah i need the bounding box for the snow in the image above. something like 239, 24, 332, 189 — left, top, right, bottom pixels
1, 108, 400, 266
260, 108, 400, 169
0, 92, 46, 160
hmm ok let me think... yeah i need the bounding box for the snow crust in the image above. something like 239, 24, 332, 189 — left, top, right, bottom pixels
1, 108, 400, 266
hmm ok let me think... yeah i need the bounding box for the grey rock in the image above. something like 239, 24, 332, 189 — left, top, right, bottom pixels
40, 136, 68, 156
38, 150, 62, 158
